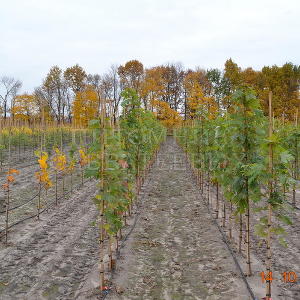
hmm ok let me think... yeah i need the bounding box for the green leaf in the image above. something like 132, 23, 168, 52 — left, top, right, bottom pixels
278, 215, 293, 225
278, 237, 288, 248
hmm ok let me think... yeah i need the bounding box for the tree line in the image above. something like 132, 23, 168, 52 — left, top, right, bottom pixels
0, 58, 299, 126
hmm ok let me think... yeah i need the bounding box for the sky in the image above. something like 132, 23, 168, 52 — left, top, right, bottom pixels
0, 0, 299, 93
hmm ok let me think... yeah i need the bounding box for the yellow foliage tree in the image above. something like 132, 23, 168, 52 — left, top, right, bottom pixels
11, 94, 37, 121
184, 72, 217, 119
35, 151, 52, 189
152, 100, 182, 128
140, 67, 165, 110
73, 86, 99, 126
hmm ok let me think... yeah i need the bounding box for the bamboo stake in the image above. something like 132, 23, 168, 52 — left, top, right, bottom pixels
245, 201, 252, 275
37, 182, 41, 220
266, 91, 273, 299
5, 184, 10, 244
239, 214, 243, 253
55, 170, 58, 205
229, 203, 233, 239
222, 194, 226, 228
215, 182, 219, 219
293, 108, 298, 206
99, 95, 106, 290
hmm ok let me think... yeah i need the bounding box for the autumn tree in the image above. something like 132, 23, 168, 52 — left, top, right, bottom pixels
64, 64, 87, 121
183, 71, 217, 119
140, 63, 184, 112
11, 94, 37, 121
152, 99, 182, 128
72, 86, 99, 126
64, 64, 87, 93
42, 66, 67, 124
118, 60, 144, 92
257, 63, 300, 120
140, 66, 165, 110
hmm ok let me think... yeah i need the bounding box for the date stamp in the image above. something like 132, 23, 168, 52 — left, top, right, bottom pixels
260, 271, 298, 283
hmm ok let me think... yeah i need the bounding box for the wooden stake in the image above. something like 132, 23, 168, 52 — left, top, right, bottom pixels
239, 214, 243, 253
266, 91, 273, 299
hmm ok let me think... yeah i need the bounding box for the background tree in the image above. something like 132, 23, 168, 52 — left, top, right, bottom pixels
64, 64, 87, 93
64, 64, 87, 122
258, 63, 300, 120
11, 94, 37, 122
152, 99, 182, 128
43, 66, 67, 124
140, 66, 165, 110
118, 60, 144, 92
72, 86, 99, 126
0, 76, 22, 120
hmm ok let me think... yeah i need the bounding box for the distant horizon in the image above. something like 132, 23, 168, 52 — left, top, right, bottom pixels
3, 59, 299, 95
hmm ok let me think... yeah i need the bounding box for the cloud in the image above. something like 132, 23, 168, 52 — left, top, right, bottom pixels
0, 0, 299, 92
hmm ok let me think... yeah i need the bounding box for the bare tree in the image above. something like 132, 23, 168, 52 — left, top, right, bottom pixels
0, 76, 22, 119
104, 65, 122, 123
88, 65, 122, 124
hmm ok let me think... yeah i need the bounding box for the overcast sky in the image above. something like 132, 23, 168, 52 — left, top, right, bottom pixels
0, 0, 299, 93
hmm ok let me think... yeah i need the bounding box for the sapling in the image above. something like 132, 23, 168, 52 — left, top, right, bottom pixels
35, 151, 52, 218
2, 168, 20, 243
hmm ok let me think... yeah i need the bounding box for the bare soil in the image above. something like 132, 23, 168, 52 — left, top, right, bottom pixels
0, 136, 299, 299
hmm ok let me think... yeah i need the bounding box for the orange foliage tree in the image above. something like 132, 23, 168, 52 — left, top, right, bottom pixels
152, 100, 182, 128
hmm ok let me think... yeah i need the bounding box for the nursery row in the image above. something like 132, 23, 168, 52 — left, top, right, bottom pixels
176, 87, 299, 300
84, 88, 166, 290
0, 126, 91, 168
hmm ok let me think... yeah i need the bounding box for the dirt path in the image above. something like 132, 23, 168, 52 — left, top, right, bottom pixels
0, 181, 99, 300
106, 137, 251, 300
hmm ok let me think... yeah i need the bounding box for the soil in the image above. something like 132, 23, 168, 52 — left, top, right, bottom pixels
0, 181, 98, 300
0, 136, 299, 299
104, 137, 253, 300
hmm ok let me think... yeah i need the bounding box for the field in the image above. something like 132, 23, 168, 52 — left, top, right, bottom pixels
0, 135, 299, 299
0, 89, 300, 300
